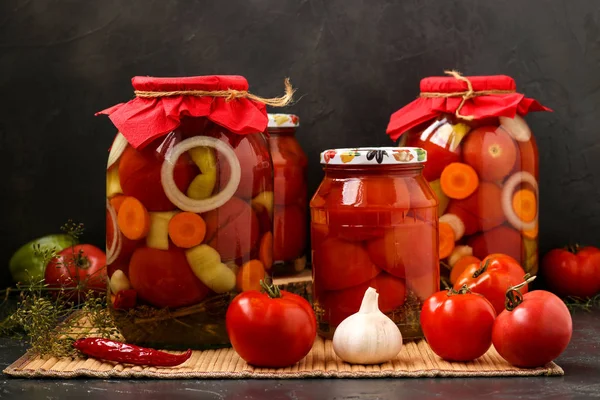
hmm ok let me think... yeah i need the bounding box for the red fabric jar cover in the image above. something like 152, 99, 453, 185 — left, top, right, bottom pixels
386, 73, 552, 141
98, 75, 275, 149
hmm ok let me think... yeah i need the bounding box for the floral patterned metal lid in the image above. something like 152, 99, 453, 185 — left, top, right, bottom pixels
320, 147, 427, 165
267, 113, 300, 128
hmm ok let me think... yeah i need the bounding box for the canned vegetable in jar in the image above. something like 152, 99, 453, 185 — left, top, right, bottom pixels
100, 75, 293, 350
387, 71, 551, 280
267, 114, 308, 276
310, 147, 439, 340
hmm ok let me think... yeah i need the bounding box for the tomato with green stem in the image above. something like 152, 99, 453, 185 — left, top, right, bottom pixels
421, 286, 496, 361
453, 253, 527, 315
541, 245, 600, 298
226, 280, 316, 368
492, 276, 572, 368
44, 244, 107, 301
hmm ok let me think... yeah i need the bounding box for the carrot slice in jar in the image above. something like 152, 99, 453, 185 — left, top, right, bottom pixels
117, 197, 151, 240
440, 162, 479, 200
259, 232, 274, 270
512, 189, 537, 223
168, 212, 207, 248
439, 222, 456, 259
236, 260, 266, 292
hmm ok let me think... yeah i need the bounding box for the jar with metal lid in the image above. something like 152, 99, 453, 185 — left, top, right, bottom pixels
267, 113, 308, 276
100, 75, 292, 349
386, 72, 550, 280
310, 147, 439, 340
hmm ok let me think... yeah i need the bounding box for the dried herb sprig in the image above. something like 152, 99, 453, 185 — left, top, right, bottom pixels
564, 294, 600, 312
0, 220, 117, 357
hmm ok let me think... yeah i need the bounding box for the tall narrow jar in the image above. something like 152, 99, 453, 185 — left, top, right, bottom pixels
101, 75, 292, 349
267, 114, 308, 276
310, 147, 439, 340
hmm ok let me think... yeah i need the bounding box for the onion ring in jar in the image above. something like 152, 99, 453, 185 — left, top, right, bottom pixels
499, 115, 532, 142
501, 171, 538, 231
161, 136, 241, 213
107, 132, 129, 170
106, 199, 123, 265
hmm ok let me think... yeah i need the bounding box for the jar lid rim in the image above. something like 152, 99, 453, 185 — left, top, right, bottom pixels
320, 147, 427, 165
267, 113, 300, 128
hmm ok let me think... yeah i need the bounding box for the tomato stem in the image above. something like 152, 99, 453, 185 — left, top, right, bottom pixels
472, 259, 491, 279
566, 244, 580, 254
447, 284, 471, 296
259, 279, 282, 299
505, 274, 536, 311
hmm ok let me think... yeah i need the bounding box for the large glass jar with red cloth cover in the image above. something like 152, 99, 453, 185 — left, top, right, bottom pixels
310, 147, 439, 340
267, 114, 308, 276
100, 75, 293, 349
386, 71, 550, 283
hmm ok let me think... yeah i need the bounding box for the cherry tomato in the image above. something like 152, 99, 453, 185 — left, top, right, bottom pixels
129, 247, 210, 309
226, 285, 316, 368
421, 289, 496, 361
493, 289, 572, 368
541, 246, 600, 298
365, 218, 437, 279
406, 120, 462, 181
218, 132, 272, 199
454, 254, 528, 315
319, 273, 406, 326
313, 238, 380, 291
118, 136, 197, 212
324, 176, 410, 241
45, 244, 107, 300
273, 205, 306, 261
203, 197, 260, 262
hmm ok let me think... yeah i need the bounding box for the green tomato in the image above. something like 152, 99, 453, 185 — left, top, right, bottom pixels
9, 234, 78, 284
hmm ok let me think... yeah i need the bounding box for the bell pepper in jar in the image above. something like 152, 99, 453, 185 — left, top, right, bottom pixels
387, 71, 550, 279
310, 147, 439, 340
267, 114, 308, 276
99, 75, 293, 350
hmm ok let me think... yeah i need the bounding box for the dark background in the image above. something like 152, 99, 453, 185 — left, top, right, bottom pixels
1, 0, 599, 287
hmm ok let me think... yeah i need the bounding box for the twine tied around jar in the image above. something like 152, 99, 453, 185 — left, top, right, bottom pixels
419, 70, 516, 120
134, 78, 295, 107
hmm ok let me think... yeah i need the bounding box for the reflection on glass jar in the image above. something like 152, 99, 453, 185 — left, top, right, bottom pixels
388, 73, 550, 284
100, 75, 279, 350
310, 147, 439, 340
267, 114, 308, 276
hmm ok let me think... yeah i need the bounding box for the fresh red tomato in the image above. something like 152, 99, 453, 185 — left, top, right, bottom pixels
128, 247, 210, 309
541, 246, 600, 298
45, 244, 107, 299
421, 289, 496, 361
226, 285, 316, 367
454, 254, 528, 315
493, 290, 572, 368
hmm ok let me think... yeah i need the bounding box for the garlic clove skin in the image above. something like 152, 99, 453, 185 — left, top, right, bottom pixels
332, 287, 403, 365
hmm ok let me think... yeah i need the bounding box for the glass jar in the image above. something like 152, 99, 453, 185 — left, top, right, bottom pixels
100, 75, 279, 349
267, 114, 308, 276
310, 147, 439, 340
387, 73, 550, 281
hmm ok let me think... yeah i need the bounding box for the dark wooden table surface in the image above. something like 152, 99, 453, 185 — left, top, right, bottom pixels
1, 309, 599, 400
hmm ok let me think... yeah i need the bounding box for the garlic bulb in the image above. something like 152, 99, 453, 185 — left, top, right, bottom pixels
332, 287, 403, 365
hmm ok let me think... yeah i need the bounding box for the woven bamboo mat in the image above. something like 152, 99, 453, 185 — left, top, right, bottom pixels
4, 336, 563, 379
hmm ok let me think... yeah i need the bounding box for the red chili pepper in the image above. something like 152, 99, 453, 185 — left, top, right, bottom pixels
73, 338, 192, 367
